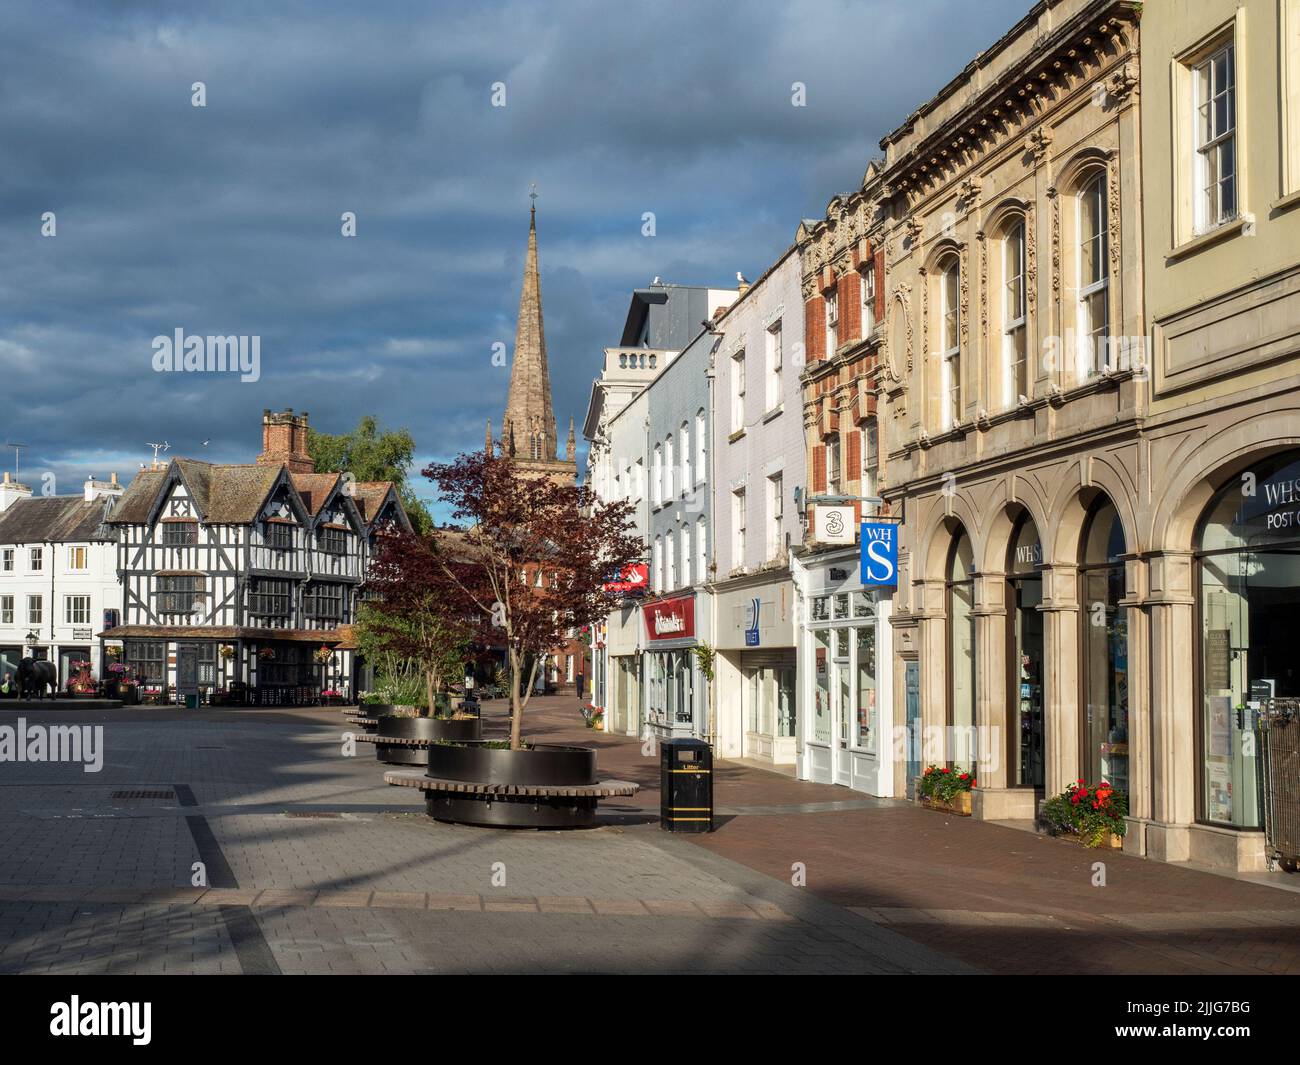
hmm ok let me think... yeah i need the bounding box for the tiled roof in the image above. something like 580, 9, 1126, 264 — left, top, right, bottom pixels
0, 496, 114, 543
290, 472, 343, 516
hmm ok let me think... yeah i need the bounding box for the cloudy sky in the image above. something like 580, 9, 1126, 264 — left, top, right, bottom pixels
0, 0, 1029, 512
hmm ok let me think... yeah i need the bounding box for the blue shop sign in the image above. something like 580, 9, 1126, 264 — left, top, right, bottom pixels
860, 522, 898, 587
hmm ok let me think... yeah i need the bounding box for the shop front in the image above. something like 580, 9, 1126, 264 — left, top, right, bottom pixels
793, 546, 894, 796
602, 600, 643, 737
642, 592, 708, 741
713, 576, 797, 764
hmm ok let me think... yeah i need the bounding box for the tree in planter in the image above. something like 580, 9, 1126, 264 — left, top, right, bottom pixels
364, 539, 474, 716
417, 450, 640, 751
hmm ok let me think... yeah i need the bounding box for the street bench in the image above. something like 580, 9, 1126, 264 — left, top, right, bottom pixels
383, 768, 639, 828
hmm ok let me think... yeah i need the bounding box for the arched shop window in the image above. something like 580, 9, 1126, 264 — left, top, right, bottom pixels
1007, 513, 1045, 789
946, 528, 976, 767
1197, 453, 1300, 829
1079, 498, 1128, 790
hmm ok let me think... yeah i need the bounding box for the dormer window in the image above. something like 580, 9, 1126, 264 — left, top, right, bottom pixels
318, 526, 347, 555
265, 521, 294, 550
162, 519, 198, 546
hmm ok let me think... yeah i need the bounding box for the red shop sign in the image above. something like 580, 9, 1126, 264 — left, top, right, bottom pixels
603, 563, 649, 595
643, 595, 695, 641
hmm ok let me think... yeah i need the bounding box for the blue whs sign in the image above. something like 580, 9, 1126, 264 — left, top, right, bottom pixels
860, 522, 898, 587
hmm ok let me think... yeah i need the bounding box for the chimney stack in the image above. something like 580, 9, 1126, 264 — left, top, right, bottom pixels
84, 473, 125, 502
257, 408, 315, 473
0, 471, 32, 513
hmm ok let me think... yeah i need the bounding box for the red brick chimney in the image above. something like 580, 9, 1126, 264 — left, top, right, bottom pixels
257, 408, 315, 473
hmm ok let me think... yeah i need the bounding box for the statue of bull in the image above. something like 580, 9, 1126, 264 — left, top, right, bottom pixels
17, 657, 57, 700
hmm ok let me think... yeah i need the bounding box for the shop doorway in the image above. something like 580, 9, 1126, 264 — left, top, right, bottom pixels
1008, 514, 1045, 791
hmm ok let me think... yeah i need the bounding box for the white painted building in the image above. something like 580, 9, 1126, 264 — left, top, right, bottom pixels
709, 248, 807, 765
0, 471, 124, 687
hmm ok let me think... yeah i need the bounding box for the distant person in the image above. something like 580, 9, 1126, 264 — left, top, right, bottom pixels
575, 672, 585, 700
0, 672, 11, 698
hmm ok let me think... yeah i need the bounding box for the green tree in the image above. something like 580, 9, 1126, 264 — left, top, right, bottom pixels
306, 415, 435, 535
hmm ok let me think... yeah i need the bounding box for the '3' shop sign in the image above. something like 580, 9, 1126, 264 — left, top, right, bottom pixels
860, 522, 898, 587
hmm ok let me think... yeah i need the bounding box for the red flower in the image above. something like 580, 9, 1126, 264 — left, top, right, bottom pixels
942, 767, 951, 774
970, 780, 977, 788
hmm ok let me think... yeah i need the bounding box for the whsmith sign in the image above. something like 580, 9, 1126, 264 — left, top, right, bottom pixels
860, 522, 898, 587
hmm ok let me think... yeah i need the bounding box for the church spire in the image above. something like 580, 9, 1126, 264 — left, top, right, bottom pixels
502, 189, 557, 464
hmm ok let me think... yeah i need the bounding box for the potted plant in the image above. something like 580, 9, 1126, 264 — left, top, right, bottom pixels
366, 449, 640, 827
1038, 779, 1128, 848
916, 765, 976, 816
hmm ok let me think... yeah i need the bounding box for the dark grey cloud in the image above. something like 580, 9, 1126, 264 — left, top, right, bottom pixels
0, 0, 1030, 513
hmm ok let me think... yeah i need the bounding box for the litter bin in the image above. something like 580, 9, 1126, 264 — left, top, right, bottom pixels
660, 737, 713, 833
183, 692, 199, 710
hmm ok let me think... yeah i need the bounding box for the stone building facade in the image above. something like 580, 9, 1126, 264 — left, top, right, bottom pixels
877, 0, 1149, 826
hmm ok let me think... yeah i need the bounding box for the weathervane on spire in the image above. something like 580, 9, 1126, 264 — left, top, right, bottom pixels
529, 182, 538, 221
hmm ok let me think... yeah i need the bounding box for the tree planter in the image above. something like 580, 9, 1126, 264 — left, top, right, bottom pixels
422, 743, 600, 828
921, 792, 972, 816
373, 716, 482, 766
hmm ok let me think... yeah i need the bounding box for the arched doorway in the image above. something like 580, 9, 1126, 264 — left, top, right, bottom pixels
1196, 451, 1300, 829
946, 527, 976, 767
1007, 512, 1045, 790
1079, 497, 1129, 790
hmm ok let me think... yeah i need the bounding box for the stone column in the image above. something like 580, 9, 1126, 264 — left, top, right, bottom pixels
1117, 555, 1152, 854
1041, 562, 1081, 799
1145, 551, 1197, 862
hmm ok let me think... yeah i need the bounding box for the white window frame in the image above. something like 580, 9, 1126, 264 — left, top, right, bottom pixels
27, 594, 42, 625
65, 595, 91, 625
680, 423, 691, 493
694, 411, 706, 486
939, 261, 961, 430
680, 525, 691, 587
1192, 41, 1237, 233
767, 473, 784, 561
0, 594, 11, 624
1, 549, 12, 572
826, 435, 841, 495
652, 444, 663, 507
863, 420, 879, 500
664, 435, 674, 501
1077, 172, 1109, 378
29, 547, 43, 573
861, 266, 876, 337
67, 545, 88, 571
731, 351, 746, 433
732, 488, 747, 570
1003, 221, 1028, 407
666, 533, 676, 590
765, 320, 783, 412
696, 517, 707, 581
653, 537, 663, 594
825, 289, 838, 355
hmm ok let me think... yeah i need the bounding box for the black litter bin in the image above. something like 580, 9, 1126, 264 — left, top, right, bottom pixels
660, 737, 713, 832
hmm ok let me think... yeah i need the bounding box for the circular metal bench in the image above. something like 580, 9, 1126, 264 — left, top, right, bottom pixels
383, 769, 639, 829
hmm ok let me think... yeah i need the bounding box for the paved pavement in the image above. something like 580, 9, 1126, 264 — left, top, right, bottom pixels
0, 695, 1296, 974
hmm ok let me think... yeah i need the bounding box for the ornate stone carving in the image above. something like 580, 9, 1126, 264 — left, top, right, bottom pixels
959, 244, 969, 353
904, 215, 923, 244
958, 176, 982, 213
1107, 162, 1121, 275
1026, 125, 1053, 164
1025, 201, 1037, 318
977, 229, 988, 347
1106, 61, 1139, 102
1048, 186, 1061, 302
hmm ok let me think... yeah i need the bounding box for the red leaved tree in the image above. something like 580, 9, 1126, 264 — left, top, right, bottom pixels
365, 527, 475, 714
419, 450, 640, 750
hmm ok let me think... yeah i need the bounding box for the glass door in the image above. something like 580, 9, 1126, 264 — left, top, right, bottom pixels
833, 629, 852, 785
1012, 578, 1044, 789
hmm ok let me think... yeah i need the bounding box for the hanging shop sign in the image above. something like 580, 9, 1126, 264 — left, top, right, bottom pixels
644, 595, 695, 642
603, 563, 649, 595
814, 506, 857, 545
860, 522, 899, 587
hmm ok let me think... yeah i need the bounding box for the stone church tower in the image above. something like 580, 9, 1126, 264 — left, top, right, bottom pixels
490, 201, 577, 485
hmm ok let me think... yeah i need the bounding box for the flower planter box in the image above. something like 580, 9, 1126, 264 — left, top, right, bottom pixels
920, 792, 972, 816
373, 716, 482, 766
1051, 829, 1123, 850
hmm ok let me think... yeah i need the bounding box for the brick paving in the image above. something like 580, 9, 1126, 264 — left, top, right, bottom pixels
0, 696, 1296, 974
